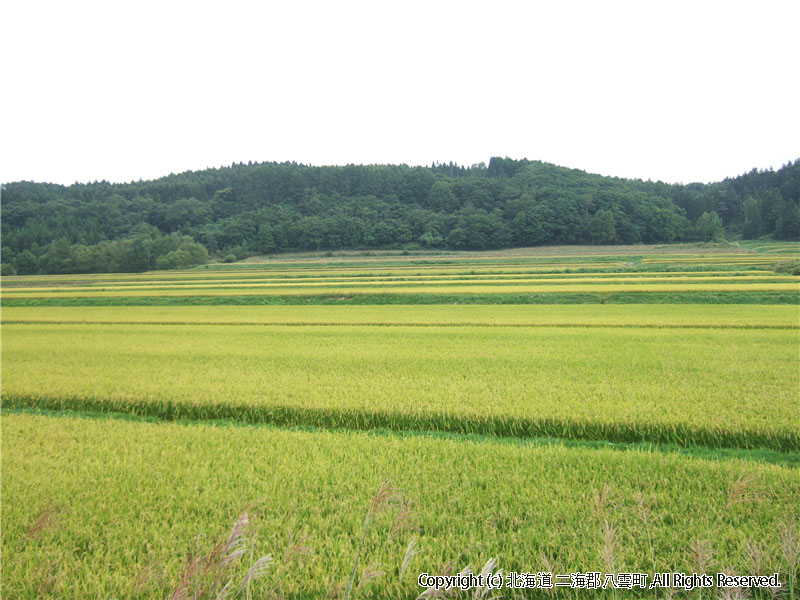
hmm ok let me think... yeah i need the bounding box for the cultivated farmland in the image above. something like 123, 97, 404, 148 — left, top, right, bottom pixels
2, 243, 799, 599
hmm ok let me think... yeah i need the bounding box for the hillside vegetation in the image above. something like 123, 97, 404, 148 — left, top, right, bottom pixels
2, 157, 798, 274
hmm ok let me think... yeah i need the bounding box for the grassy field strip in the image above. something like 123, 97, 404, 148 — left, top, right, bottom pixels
747, 245, 800, 253
7, 291, 797, 307
6, 277, 798, 292
0, 265, 656, 284
3, 263, 779, 281
2, 262, 634, 279
4, 305, 799, 328
7, 406, 799, 468
3, 242, 792, 283
641, 258, 779, 264
3, 258, 672, 280
645, 256, 785, 260
1, 269, 777, 283
2, 412, 798, 599
3, 323, 797, 450
2, 261, 648, 282
6, 279, 799, 296
5, 321, 796, 331
641, 258, 782, 263
4, 282, 798, 298
748, 248, 800, 255
2, 272, 785, 288
234, 252, 770, 265
5, 321, 796, 330
5, 275, 796, 292
2, 264, 783, 285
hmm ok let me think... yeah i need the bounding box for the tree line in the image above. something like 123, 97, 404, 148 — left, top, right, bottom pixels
2, 157, 798, 274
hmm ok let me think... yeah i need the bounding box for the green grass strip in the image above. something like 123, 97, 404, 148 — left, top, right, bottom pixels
5, 406, 797, 468
3, 319, 798, 330
4, 393, 797, 452
3, 290, 799, 306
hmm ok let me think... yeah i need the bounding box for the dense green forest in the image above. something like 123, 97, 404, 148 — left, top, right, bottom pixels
2, 157, 798, 274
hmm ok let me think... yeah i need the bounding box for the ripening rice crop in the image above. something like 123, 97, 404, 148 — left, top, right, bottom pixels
2, 281, 799, 298
4, 274, 798, 293
0, 271, 786, 287
3, 304, 799, 328
3, 247, 799, 600
2, 412, 798, 599
3, 321, 797, 450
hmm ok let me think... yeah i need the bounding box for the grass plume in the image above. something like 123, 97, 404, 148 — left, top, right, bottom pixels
400, 538, 422, 579
168, 511, 274, 600
345, 480, 402, 600
592, 483, 612, 519
779, 518, 800, 600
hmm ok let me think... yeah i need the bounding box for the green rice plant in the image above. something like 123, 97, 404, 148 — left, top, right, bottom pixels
2, 413, 798, 598
3, 304, 798, 328
3, 323, 797, 450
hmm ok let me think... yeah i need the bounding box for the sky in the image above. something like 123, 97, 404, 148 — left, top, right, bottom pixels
2, 0, 798, 186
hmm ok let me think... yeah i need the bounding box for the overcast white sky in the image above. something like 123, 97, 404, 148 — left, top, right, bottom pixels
2, 0, 798, 186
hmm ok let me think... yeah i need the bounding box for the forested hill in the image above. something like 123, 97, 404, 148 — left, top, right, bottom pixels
2, 157, 799, 274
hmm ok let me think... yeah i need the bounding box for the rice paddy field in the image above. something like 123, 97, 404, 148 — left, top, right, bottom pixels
2, 243, 800, 599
